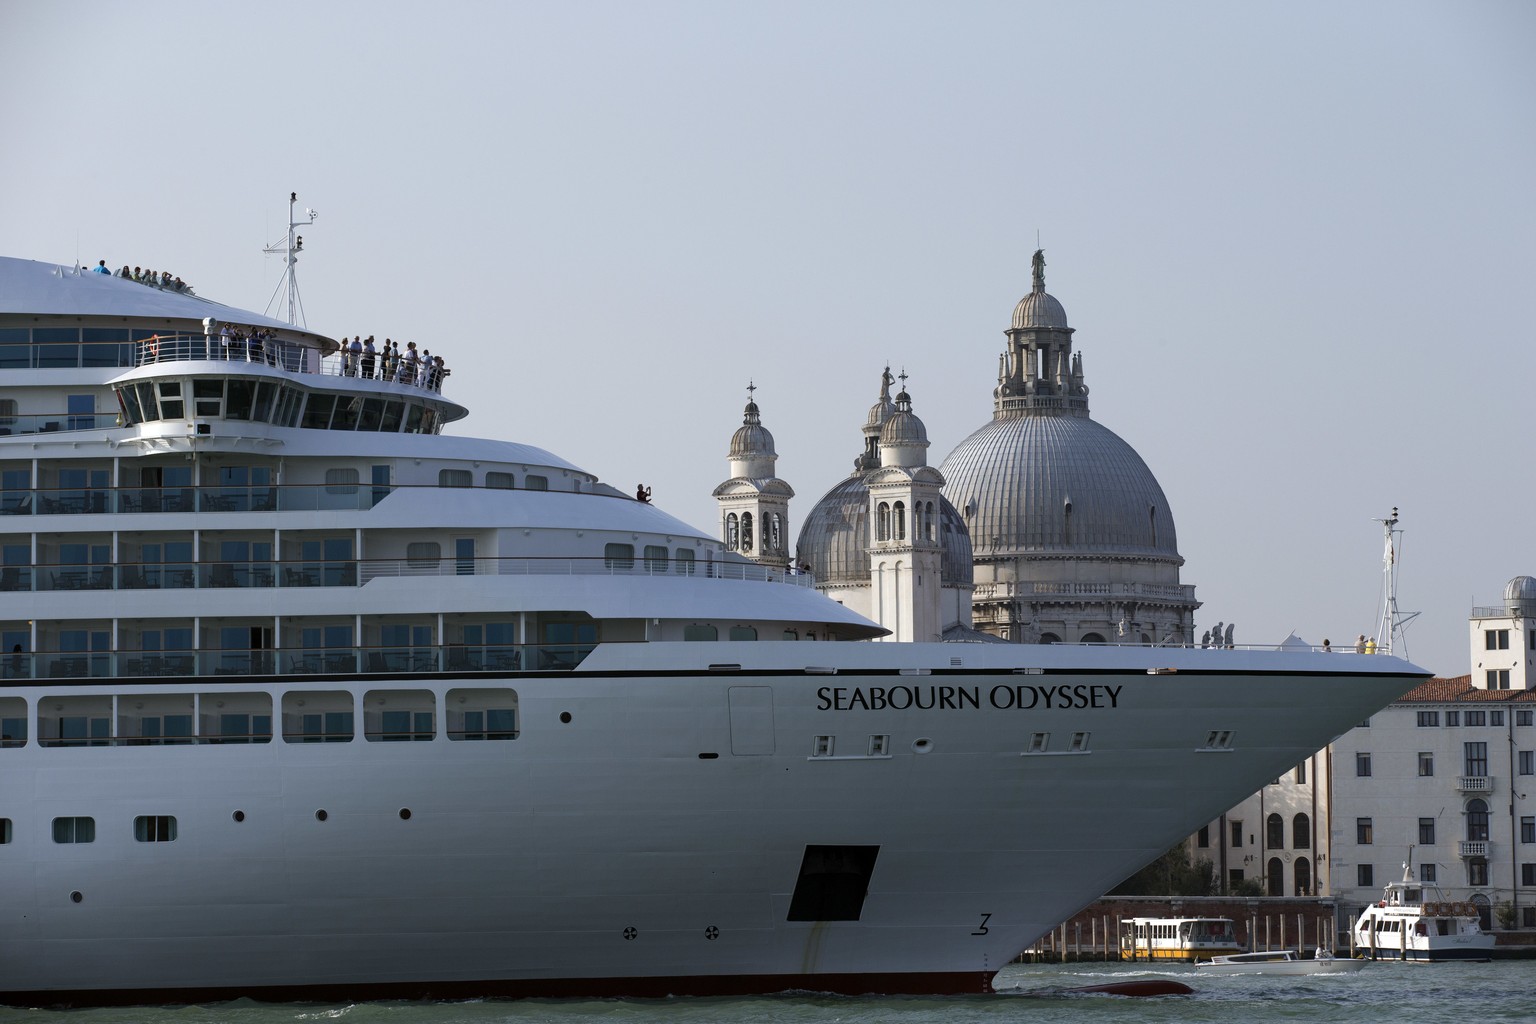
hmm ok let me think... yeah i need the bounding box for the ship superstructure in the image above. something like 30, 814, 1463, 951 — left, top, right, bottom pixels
0, 238, 1428, 1005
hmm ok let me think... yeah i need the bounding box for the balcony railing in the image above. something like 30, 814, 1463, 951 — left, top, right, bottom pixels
1457, 776, 1493, 793
0, 641, 590, 682
1459, 840, 1489, 858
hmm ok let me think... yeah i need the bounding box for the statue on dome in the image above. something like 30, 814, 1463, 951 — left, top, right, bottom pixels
1031, 249, 1046, 291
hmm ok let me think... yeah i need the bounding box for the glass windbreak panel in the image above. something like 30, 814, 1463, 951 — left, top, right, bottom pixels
82, 327, 131, 368
358, 398, 384, 431
331, 395, 361, 431
67, 394, 95, 431
371, 465, 391, 506
379, 401, 405, 432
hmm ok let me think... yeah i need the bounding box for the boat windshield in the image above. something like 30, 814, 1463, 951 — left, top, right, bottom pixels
1189, 921, 1233, 941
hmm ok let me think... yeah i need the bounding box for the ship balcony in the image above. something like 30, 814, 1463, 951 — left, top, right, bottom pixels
1457, 776, 1493, 793
1459, 841, 1490, 858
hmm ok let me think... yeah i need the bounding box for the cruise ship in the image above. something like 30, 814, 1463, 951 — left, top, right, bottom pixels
0, 221, 1427, 1006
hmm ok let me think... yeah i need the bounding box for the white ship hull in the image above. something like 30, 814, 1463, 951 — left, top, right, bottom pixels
0, 643, 1419, 1003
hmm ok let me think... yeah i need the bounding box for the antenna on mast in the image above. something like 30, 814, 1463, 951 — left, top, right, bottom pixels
264, 191, 317, 327
1373, 507, 1420, 657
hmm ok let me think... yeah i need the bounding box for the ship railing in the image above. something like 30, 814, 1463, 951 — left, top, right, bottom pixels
3, 642, 590, 682
123, 333, 450, 395
7, 554, 809, 593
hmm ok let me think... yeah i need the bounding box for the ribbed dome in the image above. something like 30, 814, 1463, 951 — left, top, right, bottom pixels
796, 475, 973, 586
1011, 290, 1069, 329
1505, 575, 1536, 614
879, 392, 928, 445
728, 400, 776, 459
939, 414, 1178, 558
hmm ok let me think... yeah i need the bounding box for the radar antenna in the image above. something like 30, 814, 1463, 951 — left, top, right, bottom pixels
264, 191, 317, 327
1372, 507, 1420, 657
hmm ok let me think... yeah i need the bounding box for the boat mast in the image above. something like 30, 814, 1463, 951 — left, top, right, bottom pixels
263, 191, 318, 327
1373, 507, 1419, 657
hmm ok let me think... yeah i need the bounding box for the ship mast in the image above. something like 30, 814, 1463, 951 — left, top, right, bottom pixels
263, 191, 318, 327
1373, 507, 1419, 657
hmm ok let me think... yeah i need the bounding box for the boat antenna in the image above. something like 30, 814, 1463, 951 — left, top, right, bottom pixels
263, 191, 317, 327
1372, 507, 1420, 657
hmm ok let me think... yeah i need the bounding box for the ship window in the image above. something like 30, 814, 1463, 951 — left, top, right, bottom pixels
281, 691, 355, 743
604, 543, 635, 571
53, 816, 95, 844
643, 545, 668, 572
729, 626, 758, 641
439, 468, 472, 488
36, 327, 80, 368
324, 467, 360, 495
0, 818, 9, 843
366, 690, 435, 741
675, 548, 696, 575
524, 475, 548, 491
684, 624, 718, 641
194, 378, 223, 417
356, 398, 384, 431
486, 472, 514, 489
379, 401, 405, 432
1028, 732, 1048, 753
157, 381, 184, 419
446, 687, 518, 740
301, 393, 336, 429
225, 379, 256, 420
133, 815, 177, 842
251, 381, 277, 422
406, 541, 441, 569
813, 735, 833, 757
331, 395, 361, 431
0, 328, 27, 368
1068, 731, 1090, 752
869, 734, 888, 756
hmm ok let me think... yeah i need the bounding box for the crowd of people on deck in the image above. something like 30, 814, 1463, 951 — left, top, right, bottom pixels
336, 335, 450, 391
96, 260, 192, 293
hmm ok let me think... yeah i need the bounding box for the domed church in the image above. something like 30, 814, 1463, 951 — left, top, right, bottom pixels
714, 250, 1198, 646
939, 250, 1199, 644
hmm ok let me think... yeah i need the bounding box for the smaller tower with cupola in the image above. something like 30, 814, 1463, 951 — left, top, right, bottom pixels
712, 384, 793, 571
867, 371, 946, 642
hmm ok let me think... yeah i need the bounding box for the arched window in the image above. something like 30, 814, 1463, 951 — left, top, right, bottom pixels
1039, 632, 1060, 645
1080, 632, 1106, 644
1267, 857, 1284, 896
1062, 500, 1073, 545
1293, 813, 1311, 850
893, 501, 906, 540
1149, 504, 1159, 546
740, 512, 754, 552
1467, 798, 1490, 841
926, 502, 937, 541
913, 502, 924, 542
767, 512, 782, 552
1267, 813, 1285, 849
725, 513, 739, 551
1294, 856, 1312, 896
876, 502, 891, 541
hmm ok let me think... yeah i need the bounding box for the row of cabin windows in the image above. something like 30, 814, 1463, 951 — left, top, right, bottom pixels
724, 511, 784, 553
0, 688, 518, 747
0, 816, 175, 845
603, 544, 697, 573
117, 379, 444, 435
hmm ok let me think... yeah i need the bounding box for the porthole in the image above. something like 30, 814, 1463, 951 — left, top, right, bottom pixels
559, 711, 572, 724
399, 808, 412, 820
912, 738, 933, 754
232, 810, 246, 822
70, 891, 83, 904
315, 809, 328, 822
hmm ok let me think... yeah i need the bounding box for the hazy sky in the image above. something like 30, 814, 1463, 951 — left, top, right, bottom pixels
3, 1, 1532, 677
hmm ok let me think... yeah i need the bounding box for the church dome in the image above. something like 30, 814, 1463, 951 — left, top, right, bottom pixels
1505, 575, 1536, 614
940, 414, 1179, 559
1011, 290, 1069, 330
796, 475, 973, 586
727, 399, 776, 459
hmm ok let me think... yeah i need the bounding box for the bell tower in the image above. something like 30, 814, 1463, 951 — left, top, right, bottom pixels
712, 384, 793, 570
866, 374, 946, 642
